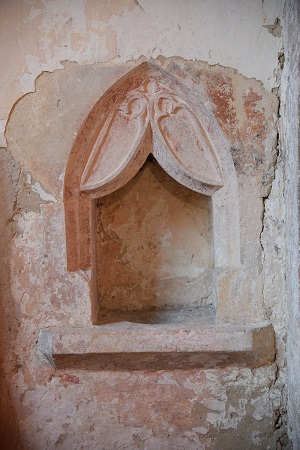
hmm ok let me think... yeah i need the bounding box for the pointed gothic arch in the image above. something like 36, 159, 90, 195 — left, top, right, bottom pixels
64, 62, 240, 273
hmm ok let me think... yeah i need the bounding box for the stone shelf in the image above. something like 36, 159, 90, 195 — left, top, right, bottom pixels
38, 322, 275, 371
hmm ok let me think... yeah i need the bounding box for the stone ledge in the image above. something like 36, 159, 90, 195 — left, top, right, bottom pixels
37, 323, 275, 370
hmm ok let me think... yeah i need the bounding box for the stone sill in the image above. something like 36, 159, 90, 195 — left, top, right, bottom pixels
38, 323, 275, 370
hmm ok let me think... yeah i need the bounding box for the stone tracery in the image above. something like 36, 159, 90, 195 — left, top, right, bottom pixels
80, 77, 223, 194
64, 62, 238, 274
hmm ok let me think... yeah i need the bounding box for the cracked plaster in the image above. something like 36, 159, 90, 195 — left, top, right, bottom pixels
0, 0, 284, 146
0, 1, 296, 448
0, 56, 289, 448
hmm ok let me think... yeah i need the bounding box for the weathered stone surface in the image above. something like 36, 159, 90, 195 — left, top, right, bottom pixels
79, 69, 224, 195
2, 57, 287, 449
6, 61, 278, 302
64, 61, 237, 274
96, 160, 214, 315
281, 0, 300, 446
50, 60, 280, 327
39, 323, 275, 370
0, 148, 22, 448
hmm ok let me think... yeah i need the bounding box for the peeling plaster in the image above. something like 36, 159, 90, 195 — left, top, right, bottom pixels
264, 18, 283, 37
31, 181, 57, 204
0, 0, 284, 146
1, 55, 289, 447
0, 0, 294, 447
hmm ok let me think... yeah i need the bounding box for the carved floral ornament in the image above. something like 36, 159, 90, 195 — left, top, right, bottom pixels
64, 62, 233, 271
80, 78, 223, 194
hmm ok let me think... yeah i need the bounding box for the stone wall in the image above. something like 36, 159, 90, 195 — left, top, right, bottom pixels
282, 0, 300, 447
1, 1, 298, 449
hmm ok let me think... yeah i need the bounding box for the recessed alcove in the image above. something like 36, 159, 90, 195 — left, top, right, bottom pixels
38, 62, 275, 370
94, 156, 215, 325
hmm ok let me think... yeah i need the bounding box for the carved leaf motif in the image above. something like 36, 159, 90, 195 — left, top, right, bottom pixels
81, 95, 149, 192
154, 97, 223, 188
81, 78, 223, 194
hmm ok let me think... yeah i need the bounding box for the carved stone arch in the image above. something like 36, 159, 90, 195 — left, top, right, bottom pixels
64, 62, 240, 273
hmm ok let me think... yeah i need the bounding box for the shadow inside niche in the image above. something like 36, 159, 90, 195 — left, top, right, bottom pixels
53, 351, 258, 372
96, 305, 216, 325
94, 156, 216, 326
0, 148, 22, 449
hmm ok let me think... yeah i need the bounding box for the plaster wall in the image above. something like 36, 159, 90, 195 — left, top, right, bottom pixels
0, 1, 295, 449
0, 0, 284, 147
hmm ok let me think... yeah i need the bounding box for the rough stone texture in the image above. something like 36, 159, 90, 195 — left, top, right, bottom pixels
7, 366, 289, 449
281, 0, 300, 446
1, 1, 296, 449
0, 148, 22, 448
96, 160, 214, 314
38, 323, 275, 370
63, 61, 236, 275
7, 59, 279, 328
1, 57, 288, 449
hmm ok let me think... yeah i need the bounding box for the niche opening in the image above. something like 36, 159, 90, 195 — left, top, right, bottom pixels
93, 156, 215, 325
38, 62, 275, 371
63, 61, 241, 324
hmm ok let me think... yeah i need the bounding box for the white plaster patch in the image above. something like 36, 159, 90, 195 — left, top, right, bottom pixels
251, 430, 262, 445
31, 182, 57, 203
157, 374, 179, 387
0, 120, 6, 147
0, 0, 284, 146
110, 0, 283, 88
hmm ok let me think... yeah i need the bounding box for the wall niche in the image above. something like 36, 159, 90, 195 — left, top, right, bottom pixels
95, 156, 214, 325
38, 62, 275, 370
